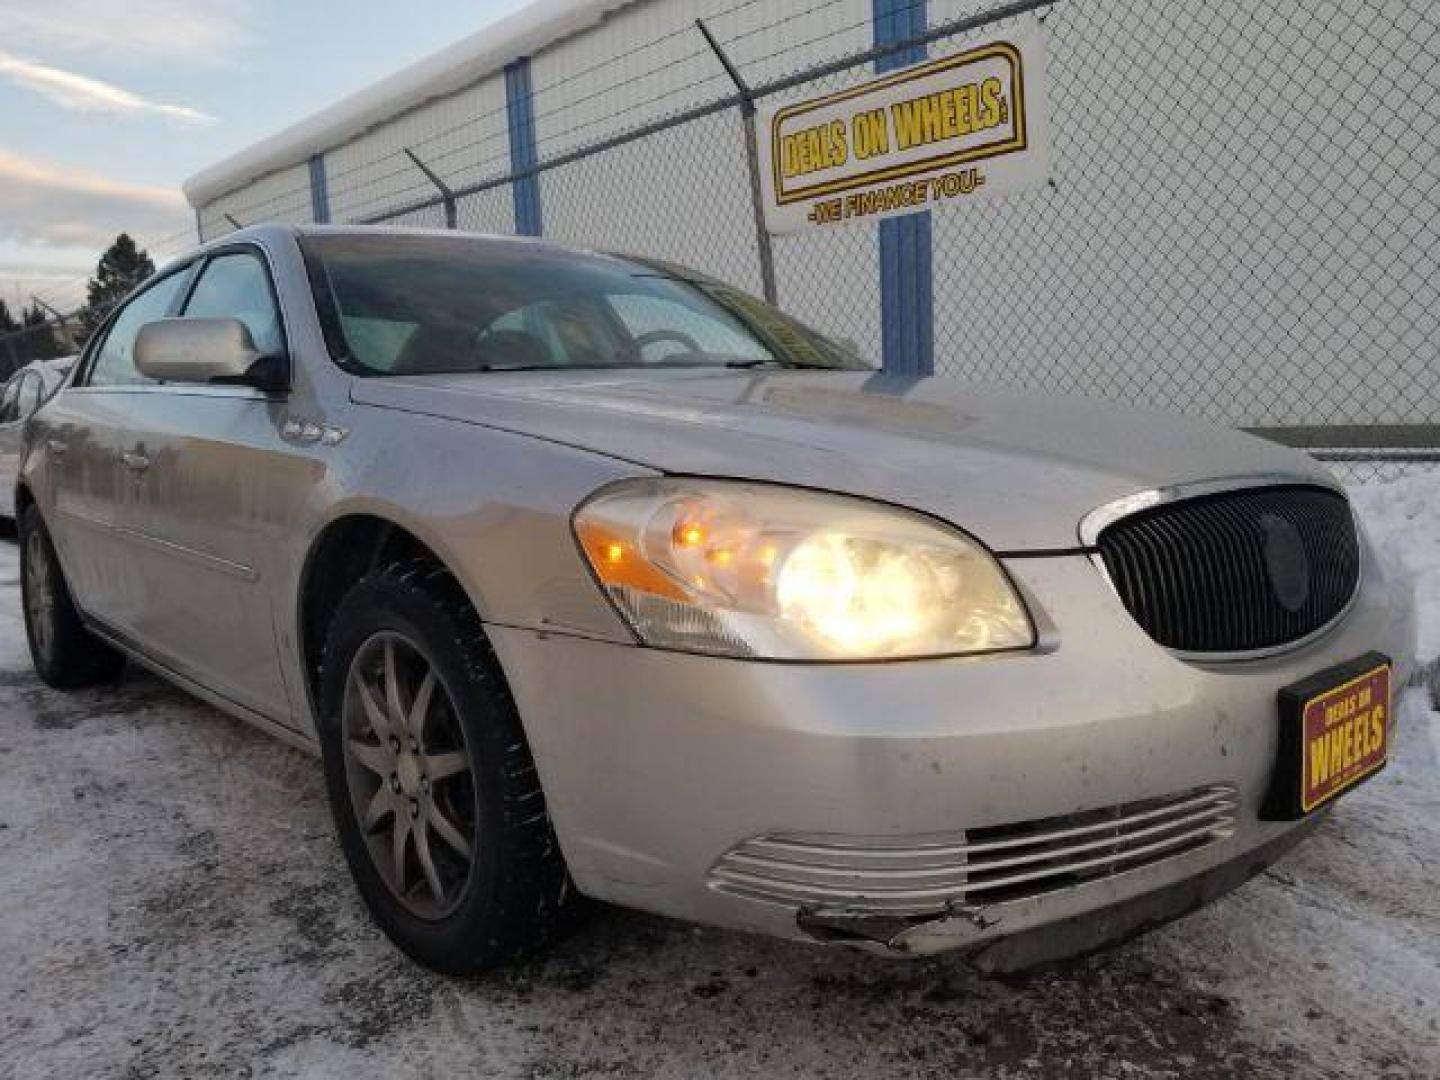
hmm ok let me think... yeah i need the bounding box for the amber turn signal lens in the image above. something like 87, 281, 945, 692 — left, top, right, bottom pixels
576, 519, 687, 601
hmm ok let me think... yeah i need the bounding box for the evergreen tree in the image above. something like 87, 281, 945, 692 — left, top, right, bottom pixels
0, 299, 19, 376
80, 233, 155, 338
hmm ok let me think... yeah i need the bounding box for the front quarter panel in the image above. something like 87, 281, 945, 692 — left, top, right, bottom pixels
20, 396, 71, 538
285, 400, 649, 728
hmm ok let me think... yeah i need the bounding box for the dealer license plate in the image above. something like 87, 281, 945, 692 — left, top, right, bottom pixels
1262, 652, 1392, 821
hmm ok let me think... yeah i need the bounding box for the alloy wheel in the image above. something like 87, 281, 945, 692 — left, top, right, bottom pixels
341, 631, 477, 920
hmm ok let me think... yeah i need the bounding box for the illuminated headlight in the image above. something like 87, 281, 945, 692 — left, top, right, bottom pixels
573, 479, 1035, 660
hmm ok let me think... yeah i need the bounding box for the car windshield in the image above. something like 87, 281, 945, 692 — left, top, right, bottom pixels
301, 233, 868, 376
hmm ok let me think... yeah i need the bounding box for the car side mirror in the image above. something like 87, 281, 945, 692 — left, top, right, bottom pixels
134, 318, 287, 392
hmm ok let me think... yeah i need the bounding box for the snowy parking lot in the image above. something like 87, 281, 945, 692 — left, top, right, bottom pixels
2, 477, 1438, 1079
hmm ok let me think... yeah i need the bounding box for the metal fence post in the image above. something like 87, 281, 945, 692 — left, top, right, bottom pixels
874, 0, 934, 377
402, 149, 458, 228
308, 153, 331, 224
504, 58, 544, 236
696, 19, 778, 305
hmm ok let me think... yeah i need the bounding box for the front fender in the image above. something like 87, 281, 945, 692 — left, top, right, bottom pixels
288, 404, 650, 665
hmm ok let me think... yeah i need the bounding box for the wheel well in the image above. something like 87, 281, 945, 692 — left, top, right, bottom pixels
299, 516, 452, 706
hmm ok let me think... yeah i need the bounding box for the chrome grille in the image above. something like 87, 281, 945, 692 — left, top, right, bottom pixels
709, 785, 1239, 914
1094, 484, 1360, 654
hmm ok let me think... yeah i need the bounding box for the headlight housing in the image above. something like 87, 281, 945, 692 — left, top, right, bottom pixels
573, 478, 1034, 660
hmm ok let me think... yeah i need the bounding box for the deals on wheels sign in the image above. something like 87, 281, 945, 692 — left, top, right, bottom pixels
756, 19, 1050, 235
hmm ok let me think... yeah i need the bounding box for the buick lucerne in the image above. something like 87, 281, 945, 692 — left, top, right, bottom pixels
17, 227, 1414, 973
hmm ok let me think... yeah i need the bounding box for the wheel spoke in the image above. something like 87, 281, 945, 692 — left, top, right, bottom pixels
392, 817, 411, 894
408, 669, 436, 741
430, 807, 472, 860
354, 675, 392, 742
362, 787, 394, 832
24, 534, 55, 661
425, 750, 468, 781
346, 738, 392, 777
414, 822, 446, 903
383, 640, 407, 730
342, 631, 478, 918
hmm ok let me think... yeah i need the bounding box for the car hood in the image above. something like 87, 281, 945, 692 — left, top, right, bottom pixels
350, 369, 1332, 551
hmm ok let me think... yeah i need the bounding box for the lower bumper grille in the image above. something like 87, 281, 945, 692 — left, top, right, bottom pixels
709, 785, 1239, 914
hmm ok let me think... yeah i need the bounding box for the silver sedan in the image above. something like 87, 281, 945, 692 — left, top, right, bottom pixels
16, 226, 1414, 974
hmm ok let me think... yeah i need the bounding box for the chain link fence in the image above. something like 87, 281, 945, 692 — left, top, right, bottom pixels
3, 0, 1434, 483
925, 0, 1438, 483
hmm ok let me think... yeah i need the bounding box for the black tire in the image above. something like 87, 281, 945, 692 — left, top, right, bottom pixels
18, 504, 126, 689
317, 558, 581, 973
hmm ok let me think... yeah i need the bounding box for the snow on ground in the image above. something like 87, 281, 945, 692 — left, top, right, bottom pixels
1350, 474, 1440, 674
1, 479, 1437, 1080
1351, 473, 1440, 766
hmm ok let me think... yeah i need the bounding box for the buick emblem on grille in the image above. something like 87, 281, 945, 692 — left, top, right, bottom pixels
1259, 514, 1311, 613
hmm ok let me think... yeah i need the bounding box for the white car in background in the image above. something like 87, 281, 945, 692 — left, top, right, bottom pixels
0, 358, 72, 520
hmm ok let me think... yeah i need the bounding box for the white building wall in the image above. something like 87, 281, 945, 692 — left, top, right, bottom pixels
194, 0, 888, 358
198, 161, 312, 241
528, 0, 881, 351
324, 74, 512, 226
922, 0, 1435, 428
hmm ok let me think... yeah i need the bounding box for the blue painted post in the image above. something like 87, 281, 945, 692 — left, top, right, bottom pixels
308, 153, 331, 224
873, 0, 934, 376
505, 58, 543, 236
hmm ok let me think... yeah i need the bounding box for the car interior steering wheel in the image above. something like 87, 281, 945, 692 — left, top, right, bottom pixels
630, 329, 704, 360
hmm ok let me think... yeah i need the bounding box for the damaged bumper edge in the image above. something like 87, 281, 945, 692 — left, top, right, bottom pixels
795, 816, 1321, 972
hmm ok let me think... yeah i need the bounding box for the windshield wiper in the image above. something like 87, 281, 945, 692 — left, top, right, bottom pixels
723, 357, 838, 370
473, 362, 657, 373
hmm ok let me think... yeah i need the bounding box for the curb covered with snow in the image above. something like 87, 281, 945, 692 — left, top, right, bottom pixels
1350, 474, 1440, 698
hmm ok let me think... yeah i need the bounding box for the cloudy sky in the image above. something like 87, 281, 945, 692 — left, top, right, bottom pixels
0, 0, 529, 313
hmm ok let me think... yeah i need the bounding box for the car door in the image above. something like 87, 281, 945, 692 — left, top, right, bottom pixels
40, 268, 194, 630
114, 246, 303, 720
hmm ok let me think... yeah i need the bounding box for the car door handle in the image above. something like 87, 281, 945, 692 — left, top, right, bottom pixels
46, 438, 68, 456
120, 451, 151, 473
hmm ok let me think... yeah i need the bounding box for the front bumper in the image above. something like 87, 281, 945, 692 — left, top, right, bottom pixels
488, 547, 1414, 959
903, 815, 1322, 970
